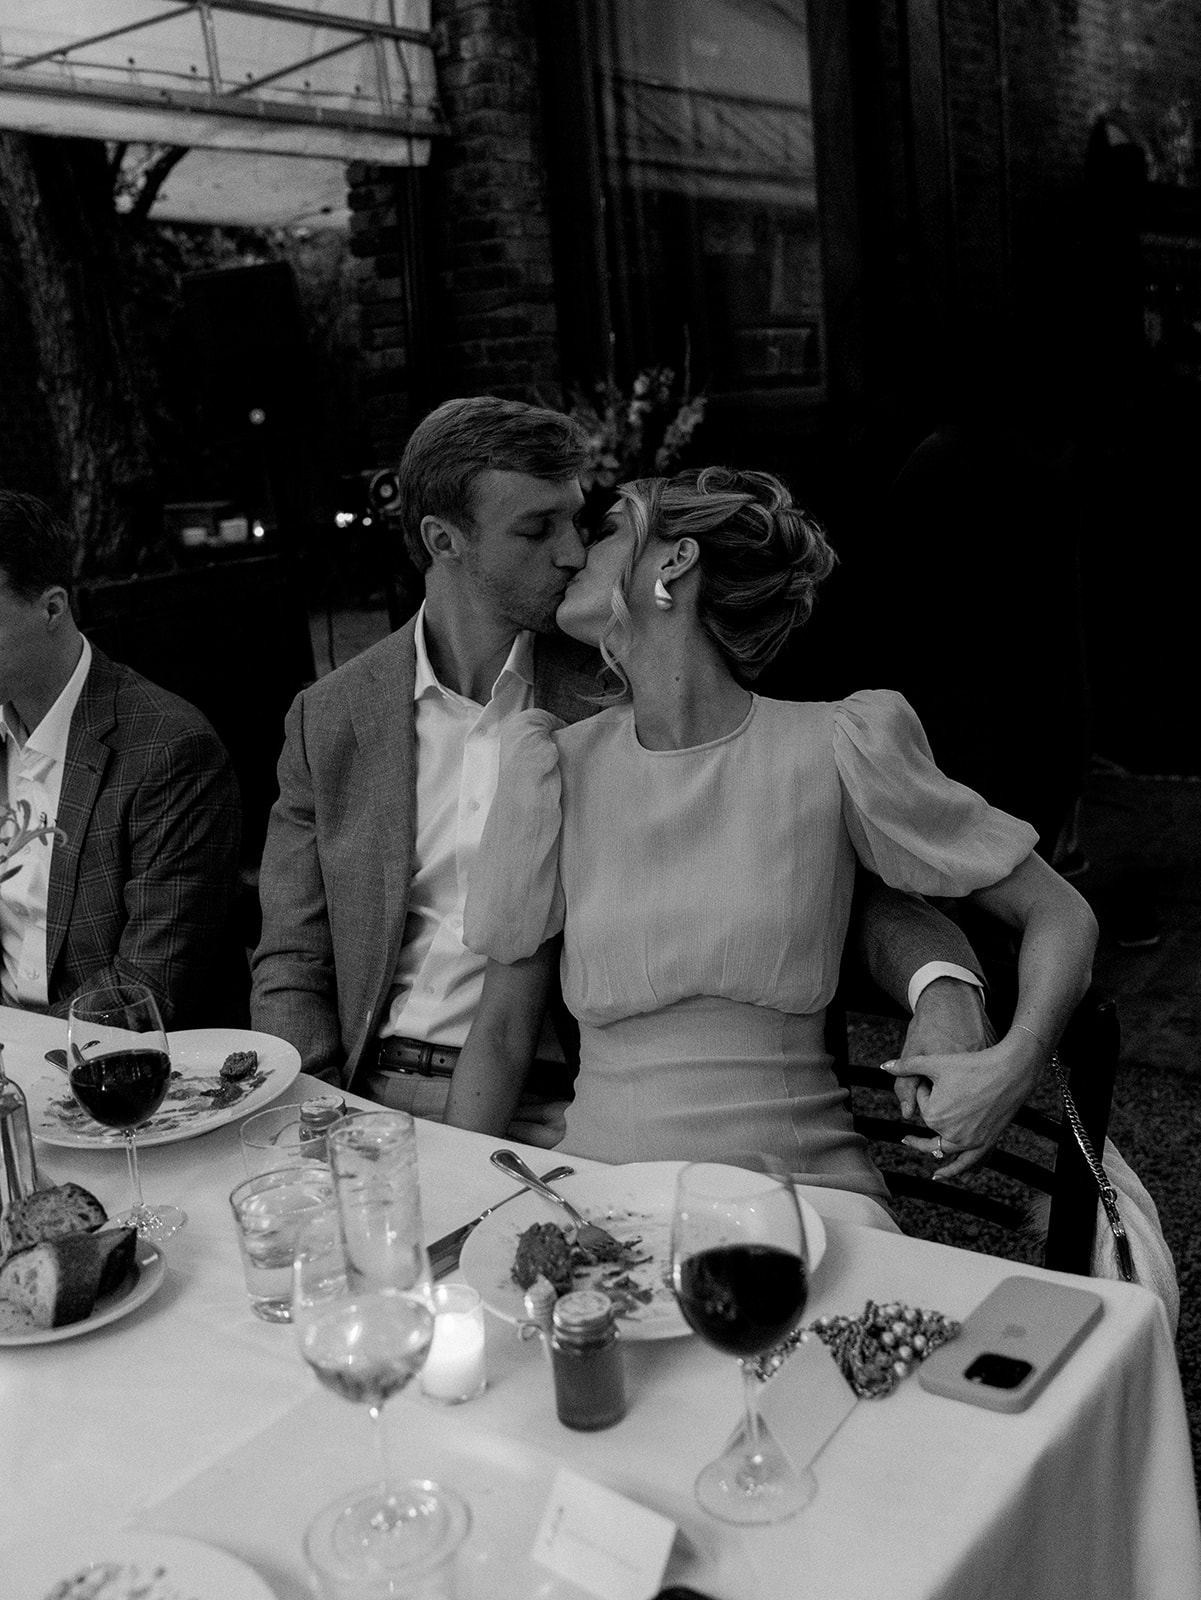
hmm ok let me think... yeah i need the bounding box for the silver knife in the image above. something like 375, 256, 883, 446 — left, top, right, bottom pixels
429, 1164, 574, 1278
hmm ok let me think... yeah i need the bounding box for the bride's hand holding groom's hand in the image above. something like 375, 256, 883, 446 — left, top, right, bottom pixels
879, 976, 1024, 1180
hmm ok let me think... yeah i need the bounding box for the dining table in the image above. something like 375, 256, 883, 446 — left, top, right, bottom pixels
1, 1003, 1198, 1600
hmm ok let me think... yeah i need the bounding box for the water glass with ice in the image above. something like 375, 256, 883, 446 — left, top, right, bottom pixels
328, 1111, 430, 1296
229, 1167, 336, 1322
240, 1104, 327, 1176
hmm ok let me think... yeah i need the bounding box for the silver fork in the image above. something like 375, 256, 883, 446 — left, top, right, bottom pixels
490, 1149, 624, 1256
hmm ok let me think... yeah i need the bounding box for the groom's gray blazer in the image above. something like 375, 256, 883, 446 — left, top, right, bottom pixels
250, 617, 984, 1091
250, 617, 601, 1089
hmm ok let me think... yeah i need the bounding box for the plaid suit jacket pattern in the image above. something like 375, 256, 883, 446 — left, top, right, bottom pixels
250, 620, 601, 1088
44, 647, 242, 1027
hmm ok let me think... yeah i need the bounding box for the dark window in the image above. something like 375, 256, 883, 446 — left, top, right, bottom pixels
589, 0, 823, 394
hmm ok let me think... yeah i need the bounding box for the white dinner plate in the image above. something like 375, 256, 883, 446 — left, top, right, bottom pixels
0, 1236, 166, 1346
459, 1161, 827, 1342
28, 1027, 301, 1149
1, 1530, 275, 1600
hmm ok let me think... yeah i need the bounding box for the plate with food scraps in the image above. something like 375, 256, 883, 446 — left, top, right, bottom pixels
28, 1027, 301, 1148
0, 1236, 165, 1346
459, 1161, 826, 1342
1, 1530, 276, 1600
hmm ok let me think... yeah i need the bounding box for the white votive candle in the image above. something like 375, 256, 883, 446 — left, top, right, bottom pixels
421, 1283, 487, 1403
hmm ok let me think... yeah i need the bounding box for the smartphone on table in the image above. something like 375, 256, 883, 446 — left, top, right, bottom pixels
918, 1274, 1104, 1413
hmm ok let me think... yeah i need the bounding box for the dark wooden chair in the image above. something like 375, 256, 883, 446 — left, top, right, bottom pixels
829, 989, 1120, 1275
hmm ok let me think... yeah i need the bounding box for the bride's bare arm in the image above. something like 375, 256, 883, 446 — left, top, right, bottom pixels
444, 939, 559, 1136
880, 853, 1098, 1176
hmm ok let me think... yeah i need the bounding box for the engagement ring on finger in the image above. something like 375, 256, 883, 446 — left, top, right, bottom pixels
933, 1136, 944, 1160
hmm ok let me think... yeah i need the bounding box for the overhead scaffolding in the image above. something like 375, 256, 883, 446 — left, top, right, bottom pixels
0, 1, 442, 224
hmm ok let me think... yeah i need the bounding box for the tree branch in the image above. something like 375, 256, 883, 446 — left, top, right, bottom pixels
128, 146, 189, 224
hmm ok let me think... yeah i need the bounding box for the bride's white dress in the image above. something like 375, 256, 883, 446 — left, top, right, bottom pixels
466, 690, 1035, 1196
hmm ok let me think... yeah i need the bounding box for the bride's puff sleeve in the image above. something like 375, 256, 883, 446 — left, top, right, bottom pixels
463, 709, 567, 962
832, 688, 1038, 897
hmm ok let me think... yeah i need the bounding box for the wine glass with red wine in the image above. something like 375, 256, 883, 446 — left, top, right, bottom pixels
671, 1158, 813, 1523
66, 982, 186, 1239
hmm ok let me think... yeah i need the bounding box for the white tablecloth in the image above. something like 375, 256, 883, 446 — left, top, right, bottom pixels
1, 1006, 1198, 1599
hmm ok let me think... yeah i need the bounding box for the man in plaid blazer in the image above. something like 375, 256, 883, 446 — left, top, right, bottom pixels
0, 493, 242, 1029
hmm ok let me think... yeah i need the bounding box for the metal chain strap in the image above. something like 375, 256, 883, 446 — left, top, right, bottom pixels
1051, 1050, 1136, 1283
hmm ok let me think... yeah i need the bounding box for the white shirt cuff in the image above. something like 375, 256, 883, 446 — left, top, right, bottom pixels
907, 961, 985, 1013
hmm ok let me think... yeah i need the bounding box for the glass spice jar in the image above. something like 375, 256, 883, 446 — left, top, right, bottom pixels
297, 1095, 346, 1164
551, 1289, 627, 1430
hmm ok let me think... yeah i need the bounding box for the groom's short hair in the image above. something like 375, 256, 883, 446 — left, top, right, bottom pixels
397, 396, 589, 572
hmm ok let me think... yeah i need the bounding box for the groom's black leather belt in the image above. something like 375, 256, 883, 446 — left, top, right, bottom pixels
374, 1037, 569, 1100
376, 1037, 460, 1077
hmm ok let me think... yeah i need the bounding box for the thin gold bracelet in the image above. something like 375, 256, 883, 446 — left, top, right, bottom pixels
1013, 1021, 1051, 1051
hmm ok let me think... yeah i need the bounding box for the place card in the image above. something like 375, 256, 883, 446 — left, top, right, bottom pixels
727, 1335, 857, 1470
532, 1465, 677, 1600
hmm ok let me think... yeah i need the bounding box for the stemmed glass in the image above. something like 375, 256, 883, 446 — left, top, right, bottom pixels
293, 1204, 468, 1584
66, 982, 186, 1240
670, 1158, 813, 1523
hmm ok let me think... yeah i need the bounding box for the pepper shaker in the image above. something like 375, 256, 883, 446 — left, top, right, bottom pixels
551, 1289, 627, 1430
298, 1094, 346, 1164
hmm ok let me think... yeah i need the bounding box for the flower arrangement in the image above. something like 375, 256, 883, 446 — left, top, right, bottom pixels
0, 800, 64, 884
567, 364, 708, 493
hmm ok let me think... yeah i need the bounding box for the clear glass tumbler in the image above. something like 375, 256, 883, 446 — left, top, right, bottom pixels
229, 1166, 336, 1321
328, 1110, 430, 1297
240, 1104, 328, 1176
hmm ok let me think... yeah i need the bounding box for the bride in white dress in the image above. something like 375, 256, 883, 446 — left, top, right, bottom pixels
445, 467, 1097, 1190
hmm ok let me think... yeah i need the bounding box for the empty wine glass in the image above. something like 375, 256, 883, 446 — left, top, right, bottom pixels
292, 1205, 468, 1585
670, 1158, 813, 1523
66, 982, 185, 1240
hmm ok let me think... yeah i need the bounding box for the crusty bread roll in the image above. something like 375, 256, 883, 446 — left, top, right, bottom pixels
0, 1226, 137, 1329
0, 1181, 106, 1256
93, 1226, 138, 1297
0, 1237, 100, 1328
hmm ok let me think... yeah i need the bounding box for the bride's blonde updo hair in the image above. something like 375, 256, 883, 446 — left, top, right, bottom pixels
600, 466, 836, 686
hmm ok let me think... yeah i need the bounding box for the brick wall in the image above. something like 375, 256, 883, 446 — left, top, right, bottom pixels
428, 0, 561, 399
348, 0, 562, 462
346, 164, 417, 464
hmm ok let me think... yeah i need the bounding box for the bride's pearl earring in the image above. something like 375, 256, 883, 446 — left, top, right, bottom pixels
653, 578, 673, 611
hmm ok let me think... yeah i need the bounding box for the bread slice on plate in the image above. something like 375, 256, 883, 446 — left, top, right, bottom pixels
0, 1299, 37, 1333
0, 1226, 137, 1329
94, 1226, 138, 1296
0, 1182, 107, 1255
